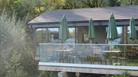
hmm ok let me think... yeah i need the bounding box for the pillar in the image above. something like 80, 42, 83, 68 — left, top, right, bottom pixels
45, 28, 49, 42
121, 26, 128, 44
76, 72, 80, 77
58, 72, 68, 77
75, 26, 77, 43
121, 26, 128, 62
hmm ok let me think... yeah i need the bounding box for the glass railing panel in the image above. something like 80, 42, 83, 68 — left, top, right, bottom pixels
37, 43, 138, 66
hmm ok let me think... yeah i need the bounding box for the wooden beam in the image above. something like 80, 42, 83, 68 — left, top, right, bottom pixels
39, 62, 138, 76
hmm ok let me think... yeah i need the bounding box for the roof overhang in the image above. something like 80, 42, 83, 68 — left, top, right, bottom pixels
29, 19, 138, 29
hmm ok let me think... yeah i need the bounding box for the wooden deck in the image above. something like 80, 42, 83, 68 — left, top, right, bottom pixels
39, 62, 138, 76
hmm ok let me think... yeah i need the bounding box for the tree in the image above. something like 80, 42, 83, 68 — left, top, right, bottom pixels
80, 0, 104, 7
0, 12, 24, 77
42, 0, 65, 9
0, 55, 6, 77
0, 0, 44, 19
63, 0, 119, 9
0, 11, 38, 77
5, 51, 28, 77
119, 0, 138, 5
108, 0, 120, 6
63, 0, 83, 9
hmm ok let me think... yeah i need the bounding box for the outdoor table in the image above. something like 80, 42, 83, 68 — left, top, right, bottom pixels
103, 50, 121, 64
55, 49, 74, 63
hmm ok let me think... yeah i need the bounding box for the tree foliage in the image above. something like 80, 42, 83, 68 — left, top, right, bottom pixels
119, 0, 138, 5
5, 51, 28, 77
0, 11, 37, 77
0, 0, 137, 19
59, 0, 138, 9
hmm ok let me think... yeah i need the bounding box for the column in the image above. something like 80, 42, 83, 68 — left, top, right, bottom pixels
76, 72, 80, 77
45, 28, 49, 42
58, 72, 68, 77
121, 26, 128, 44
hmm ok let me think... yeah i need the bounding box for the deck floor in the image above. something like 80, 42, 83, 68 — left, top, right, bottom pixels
39, 62, 138, 76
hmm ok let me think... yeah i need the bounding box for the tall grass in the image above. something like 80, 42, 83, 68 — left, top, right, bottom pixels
0, 11, 26, 57
0, 11, 38, 77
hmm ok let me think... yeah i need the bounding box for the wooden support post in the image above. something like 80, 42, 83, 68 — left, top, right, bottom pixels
122, 26, 128, 44
75, 25, 77, 43
45, 28, 49, 42
58, 72, 68, 77
124, 26, 128, 44
76, 72, 80, 77
122, 26, 128, 65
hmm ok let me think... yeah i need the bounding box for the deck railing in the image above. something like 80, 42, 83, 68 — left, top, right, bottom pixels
36, 43, 138, 66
